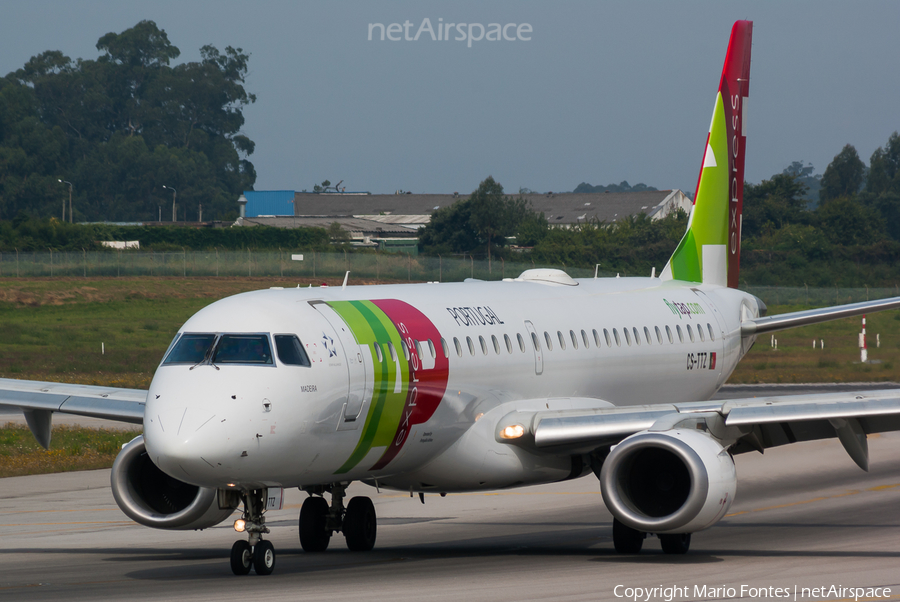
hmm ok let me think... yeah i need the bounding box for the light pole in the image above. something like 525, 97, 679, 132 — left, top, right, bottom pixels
163, 185, 177, 222
58, 179, 73, 223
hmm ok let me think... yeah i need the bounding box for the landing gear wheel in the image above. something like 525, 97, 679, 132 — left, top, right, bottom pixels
230, 540, 252, 575
344, 496, 377, 551
300, 496, 332, 552
660, 533, 691, 555
612, 518, 645, 554
253, 540, 275, 575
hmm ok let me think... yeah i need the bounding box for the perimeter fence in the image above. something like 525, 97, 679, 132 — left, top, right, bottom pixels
1, 250, 898, 308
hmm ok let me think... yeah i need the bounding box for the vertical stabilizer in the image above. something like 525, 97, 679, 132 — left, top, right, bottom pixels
660, 20, 752, 288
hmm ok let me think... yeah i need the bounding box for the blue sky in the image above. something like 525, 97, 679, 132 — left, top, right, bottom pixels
2, 1, 898, 195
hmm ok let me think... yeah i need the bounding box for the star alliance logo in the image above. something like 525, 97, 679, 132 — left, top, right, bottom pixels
322, 333, 337, 358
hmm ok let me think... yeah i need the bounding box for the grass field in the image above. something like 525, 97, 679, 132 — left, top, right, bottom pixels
0, 423, 137, 478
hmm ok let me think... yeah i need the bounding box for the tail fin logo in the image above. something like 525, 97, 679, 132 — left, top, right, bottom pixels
661, 21, 752, 289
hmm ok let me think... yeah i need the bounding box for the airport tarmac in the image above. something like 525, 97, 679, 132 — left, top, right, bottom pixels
2, 385, 900, 601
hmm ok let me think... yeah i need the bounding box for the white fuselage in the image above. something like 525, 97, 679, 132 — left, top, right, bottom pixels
143, 275, 759, 493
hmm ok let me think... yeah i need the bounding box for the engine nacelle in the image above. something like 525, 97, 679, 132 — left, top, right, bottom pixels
599, 429, 736, 534
111, 436, 235, 530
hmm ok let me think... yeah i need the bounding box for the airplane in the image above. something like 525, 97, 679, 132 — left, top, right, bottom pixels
3, 19, 900, 576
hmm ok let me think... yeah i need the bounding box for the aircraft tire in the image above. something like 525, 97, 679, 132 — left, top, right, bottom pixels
299, 496, 332, 552
344, 496, 377, 551
612, 518, 644, 554
660, 533, 691, 555
253, 540, 276, 575
230, 540, 252, 575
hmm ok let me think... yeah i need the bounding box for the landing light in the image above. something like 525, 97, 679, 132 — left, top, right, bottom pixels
500, 424, 525, 440
234, 519, 246, 532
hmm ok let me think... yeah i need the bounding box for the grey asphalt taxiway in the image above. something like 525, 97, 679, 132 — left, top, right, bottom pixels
2, 385, 900, 601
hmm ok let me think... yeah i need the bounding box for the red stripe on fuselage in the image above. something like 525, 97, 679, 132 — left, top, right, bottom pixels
369, 299, 449, 470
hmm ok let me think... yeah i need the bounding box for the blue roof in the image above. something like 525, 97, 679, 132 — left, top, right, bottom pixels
243, 190, 295, 217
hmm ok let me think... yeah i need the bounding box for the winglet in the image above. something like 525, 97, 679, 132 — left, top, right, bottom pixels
661, 20, 752, 288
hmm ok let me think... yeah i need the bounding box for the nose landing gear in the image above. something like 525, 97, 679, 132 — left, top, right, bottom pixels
299, 482, 377, 553
230, 489, 276, 576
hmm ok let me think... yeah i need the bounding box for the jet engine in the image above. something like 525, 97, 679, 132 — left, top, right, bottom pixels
110, 436, 235, 530
599, 429, 736, 534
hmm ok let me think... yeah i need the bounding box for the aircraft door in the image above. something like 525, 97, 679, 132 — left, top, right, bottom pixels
310, 302, 371, 427
524, 320, 543, 375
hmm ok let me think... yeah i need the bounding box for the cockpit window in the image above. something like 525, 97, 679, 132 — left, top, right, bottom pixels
274, 335, 311, 367
212, 334, 273, 365
163, 333, 217, 364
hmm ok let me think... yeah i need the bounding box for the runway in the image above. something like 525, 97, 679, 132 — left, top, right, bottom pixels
2, 386, 900, 601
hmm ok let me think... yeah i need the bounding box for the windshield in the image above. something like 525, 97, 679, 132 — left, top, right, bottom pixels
163, 334, 217, 364
274, 334, 311, 367
212, 334, 274, 365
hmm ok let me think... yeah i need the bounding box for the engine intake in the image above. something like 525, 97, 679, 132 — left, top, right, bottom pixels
600, 429, 736, 534
111, 436, 235, 530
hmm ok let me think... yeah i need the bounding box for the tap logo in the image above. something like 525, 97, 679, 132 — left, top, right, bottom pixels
663, 298, 706, 320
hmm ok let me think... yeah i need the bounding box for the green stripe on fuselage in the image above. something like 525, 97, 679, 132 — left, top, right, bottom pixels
328, 300, 408, 474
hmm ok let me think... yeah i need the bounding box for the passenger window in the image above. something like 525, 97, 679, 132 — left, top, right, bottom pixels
374, 342, 384, 362
544, 331, 553, 351
274, 335, 311, 367
440, 338, 449, 358
558, 331, 566, 350
593, 329, 601, 347
613, 328, 621, 347
531, 331, 541, 352
454, 337, 463, 357
401, 340, 411, 361
643, 327, 651, 345
581, 329, 589, 349
632, 327, 640, 346
698, 324, 705, 342
676, 325, 684, 343
466, 336, 475, 356
164, 333, 217, 364
570, 330, 579, 350
623, 328, 632, 346
479, 335, 488, 355
491, 335, 500, 354
213, 334, 273, 365
708, 323, 715, 341
655, 326, 663, 344
387, 342, 398, 361
504, 334, 513, 354
517, 333, 526, 352
604, 328, 612, 347
666, 325, 673, 344
687, 324, 695, 343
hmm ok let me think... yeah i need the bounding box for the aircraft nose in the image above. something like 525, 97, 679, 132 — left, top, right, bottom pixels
144, 405, 229, 484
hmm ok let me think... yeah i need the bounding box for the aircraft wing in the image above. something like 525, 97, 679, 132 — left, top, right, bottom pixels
497, 389, 900, 470
742, 296, 900, 336
0, 377, 146, 448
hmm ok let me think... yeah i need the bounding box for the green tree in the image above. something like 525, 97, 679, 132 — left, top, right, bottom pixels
742, 173, 809, 238
0, 20, 256, 221
813, 196, 885, 245
327, 221, 350, 243
867, 132, 900, 196
820, 144, 865, 203
467, 176, 528, 271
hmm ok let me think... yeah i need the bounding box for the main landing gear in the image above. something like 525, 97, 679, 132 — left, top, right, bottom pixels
230, 489, 276, 576
299, 482, 377, 553
612, 519, 691, 555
